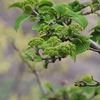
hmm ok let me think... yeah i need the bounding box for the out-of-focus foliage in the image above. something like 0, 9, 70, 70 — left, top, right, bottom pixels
0, 19, 33, 73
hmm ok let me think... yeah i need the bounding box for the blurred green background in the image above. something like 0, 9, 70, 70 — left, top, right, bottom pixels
0, 0, 100, 100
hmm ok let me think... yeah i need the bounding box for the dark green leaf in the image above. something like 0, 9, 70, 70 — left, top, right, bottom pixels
72, 39, 90, 54
32, 21, 43, 30
38, 42, 51, 48
51, 24, 62, 29
71, 15, 88, 28
38, 0, 54, 8
73, 5, 80, 12
24, 50, 35, 55
98, 39, 100, 45
43, 14, 55, 23
23, 4, 33, 14
24, 56, 33, 61
52, 4, 66, 15
68, 0, 80, 7
72, 38, 82, 43
90, 30, 100, 42
33, 56, 42, 62
64, 8, 78, 17
64, 9, 88, 28
30, 17, 37, 22
69, 51, 76, 61
93, 1, 100, 8
8, 2, 22, 9
80, 2, 92, 7
75, 34, 90, 41
68, 1, 80, 12
14, 15, 31, 31
43, 59, 49, 69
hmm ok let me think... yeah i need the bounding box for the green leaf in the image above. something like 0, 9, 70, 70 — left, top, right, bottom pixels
8, 2, 22, 9
68, 1, 80, 12
52, 4, 66, 15
68, 0, 80, 7
23, 4, 33, 14
80, 2, 92, 8
93, 1, 100, 8
64, 9, 88, 28
24, 56, 33, 61
65, 9, 77, 16
81, 75, 95, 94
81, 75, 93, 83
32, 21, 43, 30
69, 51, 76, 61
43, 59, 49, 69
24, 50, 35, 55
82, 87, 95, 94
44, 83, 52, 89
38, 42, 51, 48
95, 87, 100, 94
14, 15, 31, 31
38, 0, 54, 8
70, 93, 86, 100
98, 20, 100, 25
51, 24, 62, 29
33, 56, 42, 62
90, 30, 100, 42
98, 39, 100, 45
75, 34, 90, 41
42, 14, 55, 23
30, 17, 37, 22
71, 15, 88, 28
72, 38, 90, 54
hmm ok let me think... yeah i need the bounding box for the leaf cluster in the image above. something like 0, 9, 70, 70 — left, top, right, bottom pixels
9, 0, 100, 69
8, 0, 100, 100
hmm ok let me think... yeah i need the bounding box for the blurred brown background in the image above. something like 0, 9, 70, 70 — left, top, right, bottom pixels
0, 0, 100, 100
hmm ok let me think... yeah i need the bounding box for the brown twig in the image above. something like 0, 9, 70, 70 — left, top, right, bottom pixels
82, 6, 100, 15
80, 0, 97, 9
12, 40, 47, 95
34, 70, 47, 95
74, 76, 100, 87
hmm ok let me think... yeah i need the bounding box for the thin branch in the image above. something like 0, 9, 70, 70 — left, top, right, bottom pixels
82, 6, 100, 15
89, 39, 100, 54
89, 47, 100, 53
90, 39, 100, 49
12, 41, 47, 95
33, 9, 39, 15
12, 41, 33, 71
34, 70, 47, 95
80, 0, 97, 9
74, 76, 100, 87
